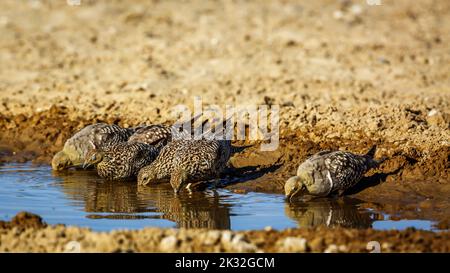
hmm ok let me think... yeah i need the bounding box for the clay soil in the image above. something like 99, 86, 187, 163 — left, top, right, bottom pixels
0, 0, 449, 252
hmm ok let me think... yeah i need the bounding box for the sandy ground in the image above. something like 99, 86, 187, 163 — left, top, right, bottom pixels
0, 0, 449, 252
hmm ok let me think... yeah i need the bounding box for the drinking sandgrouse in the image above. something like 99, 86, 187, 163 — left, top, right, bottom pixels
51, 123, 137, 171
137, 138, 232, 193
285, 146, 386, 199
127, 114, 203, 148
83, 140, 160, 180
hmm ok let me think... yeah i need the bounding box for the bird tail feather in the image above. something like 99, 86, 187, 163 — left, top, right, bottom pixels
375, 156, 388, 165
231, 144, 252, 154
365, 145, 377, 158
365, 145, 388, 168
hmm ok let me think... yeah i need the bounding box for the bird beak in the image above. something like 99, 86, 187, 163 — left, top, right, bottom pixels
289, 194, 297, 203
82, 162, 91, 169
287, 187, 303, 202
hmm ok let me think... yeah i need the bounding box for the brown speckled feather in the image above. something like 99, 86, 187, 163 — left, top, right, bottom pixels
128, 124, 173, 148
297, 147, 384, 196
88, 141, 160, 181
137, 139, 232, 192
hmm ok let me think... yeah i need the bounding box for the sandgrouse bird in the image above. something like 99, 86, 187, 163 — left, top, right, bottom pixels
128, 125, 173, 148
52, 123, 137, 171
127, 114, 204, 147
52, 114, 200, 171
83, 140, 160, 181
137, 138, 232, 193
137, 116, 236, 193
127, 124, 193, 148
285, 146, 386, 199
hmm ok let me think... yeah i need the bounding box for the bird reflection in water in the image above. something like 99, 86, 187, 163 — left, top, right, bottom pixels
54, 170, 231, 229
285, 197, 383, 229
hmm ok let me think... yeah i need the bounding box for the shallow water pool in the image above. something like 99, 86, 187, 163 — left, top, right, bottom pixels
0, 163, 439, 231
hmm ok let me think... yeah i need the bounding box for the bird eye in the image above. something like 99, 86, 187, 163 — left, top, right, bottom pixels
91, 154, 96, 161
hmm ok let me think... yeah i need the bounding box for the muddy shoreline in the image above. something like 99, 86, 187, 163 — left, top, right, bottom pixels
0, 107, 449, 230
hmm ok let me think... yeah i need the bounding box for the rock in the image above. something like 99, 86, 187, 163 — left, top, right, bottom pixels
324, 244, 339, 253
159, 235, 178, 252
264, 226, 273, 232
309, 237, 325, 251
203, 230, 221, 246
324, 244, 348, 253
220, 230, 233, 244
426, 109, 449, 128
276, 237, 309, 252
333, 10, 344, 20
350, 4, 363, 15
229, 234, 258, 252
0, 211, 47, 229
219, 232, 258, 252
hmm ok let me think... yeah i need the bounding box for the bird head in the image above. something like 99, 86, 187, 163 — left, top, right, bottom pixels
82, 142, 104, 169
52, 151, 71, 171
137, 166, 157, 186
285, 176, 307, 201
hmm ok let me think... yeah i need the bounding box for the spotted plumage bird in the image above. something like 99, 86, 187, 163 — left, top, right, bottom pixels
128, 125, 173, 147
127, 114, 204, 148
52, 123, 138, 171
137, 138, 232, 193
83, 140, 160, 181
285, 146, 386, 199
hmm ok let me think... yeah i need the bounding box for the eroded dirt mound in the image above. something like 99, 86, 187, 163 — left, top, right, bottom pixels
0, 211, 47, 230
0, 105, 135, 164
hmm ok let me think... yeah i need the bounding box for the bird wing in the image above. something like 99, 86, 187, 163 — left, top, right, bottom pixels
130, 143, 157, 171
128, 125, 172, 146
95, 124, 134, 146
309, 150, 333, 160
323, 152, 368, 191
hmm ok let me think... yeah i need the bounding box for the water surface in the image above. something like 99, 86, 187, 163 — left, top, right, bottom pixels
0, 163, 439, 231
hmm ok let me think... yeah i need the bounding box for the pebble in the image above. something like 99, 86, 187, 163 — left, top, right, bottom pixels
159, 235, 178, 251
203, 230, 221, 246
276, 237, 308, 252
426, 109, 447, 127
324, 244, 339, 253
264, 226, 273, 232
309, 237, 324, 250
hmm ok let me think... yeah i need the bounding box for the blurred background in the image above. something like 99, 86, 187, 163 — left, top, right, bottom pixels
0, 0, 448, 125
